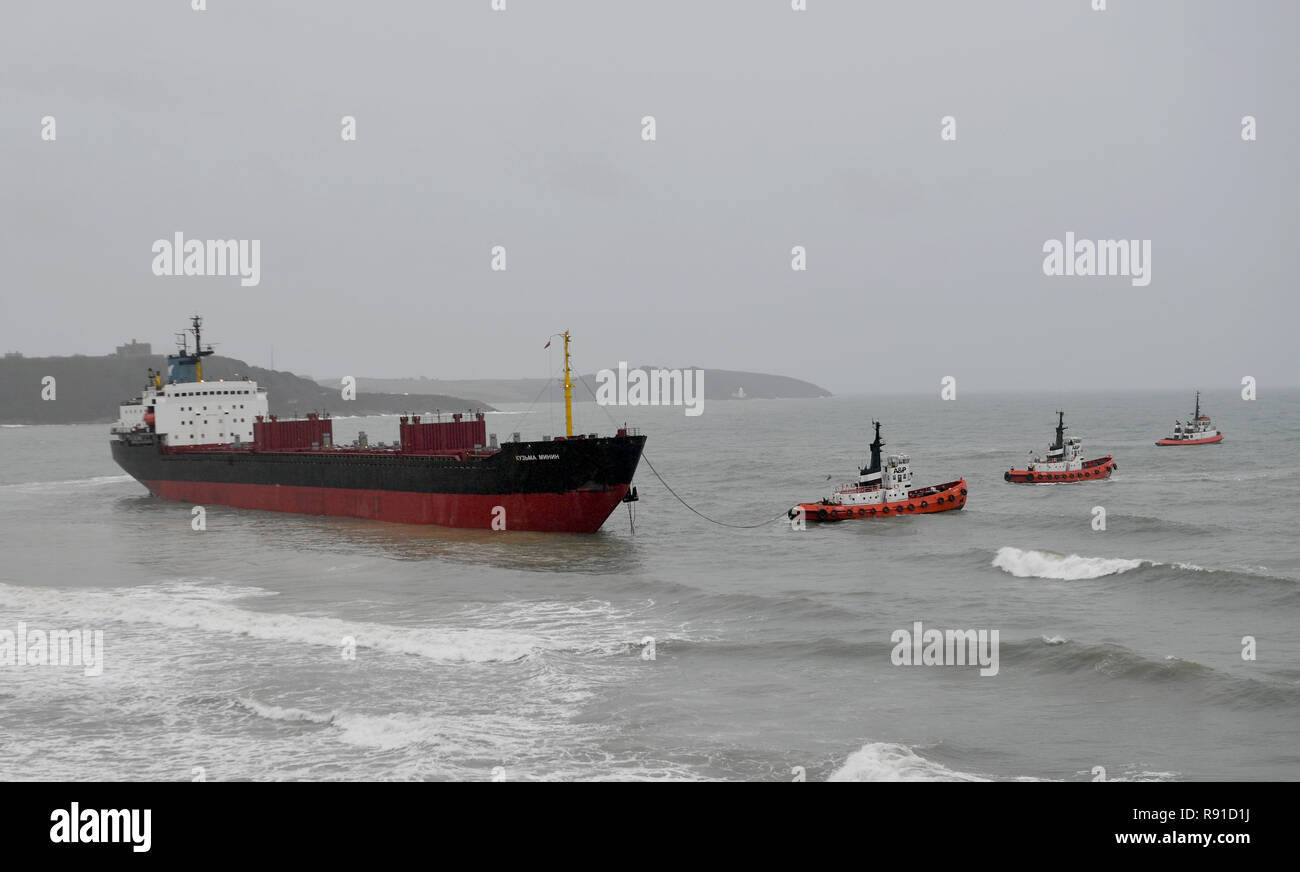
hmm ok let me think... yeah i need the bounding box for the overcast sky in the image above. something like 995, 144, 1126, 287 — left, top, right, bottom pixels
3, 0, 1296, 395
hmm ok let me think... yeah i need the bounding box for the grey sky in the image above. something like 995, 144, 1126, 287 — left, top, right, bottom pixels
3, 0, 1296, 395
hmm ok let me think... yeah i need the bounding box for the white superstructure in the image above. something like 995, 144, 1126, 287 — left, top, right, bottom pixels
110, 315, 269, 447
833, 453, 913, 506
113, 379, 268, 447
1026, 413, 1085, 473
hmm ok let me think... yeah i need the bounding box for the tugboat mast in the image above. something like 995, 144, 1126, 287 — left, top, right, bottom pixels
863, 420, 884, 476
1051, 410, 1066, 451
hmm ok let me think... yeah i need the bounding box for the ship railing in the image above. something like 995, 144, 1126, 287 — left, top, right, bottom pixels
837, 483, 882, 494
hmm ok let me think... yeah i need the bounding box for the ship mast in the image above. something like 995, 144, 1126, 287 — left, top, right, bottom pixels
1194, 390, 1201, 421
193, 315, 204, 381
166, 315, 214, 385
563, 330, 573, 438
865, 420, 884, 475
1052, 410, 1066, 450
187, 314, 214, 382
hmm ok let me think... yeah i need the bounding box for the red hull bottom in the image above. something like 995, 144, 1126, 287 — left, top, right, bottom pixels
1005, 457, 1116, 484
1155, 435, 1223, 446
144, 480, 629, 533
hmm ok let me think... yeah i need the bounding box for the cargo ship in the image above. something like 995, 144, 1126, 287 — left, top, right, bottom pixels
1004, 411, 1116, 483
110, 317, 645, 533
788, 421, 967, 522
1155, 392, 1223, 446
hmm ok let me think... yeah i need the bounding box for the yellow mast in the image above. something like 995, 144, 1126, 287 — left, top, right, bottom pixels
563, 330, 573, 437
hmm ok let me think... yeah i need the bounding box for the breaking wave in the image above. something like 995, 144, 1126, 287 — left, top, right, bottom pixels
0, 581, 541, 664
828, 743, 990, 782
992, 547, 1299, 588
993, 547, 1143, 579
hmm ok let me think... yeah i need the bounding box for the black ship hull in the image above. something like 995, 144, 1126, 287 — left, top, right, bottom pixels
110, 434, 646, 533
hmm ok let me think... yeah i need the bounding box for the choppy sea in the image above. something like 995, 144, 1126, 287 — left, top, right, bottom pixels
1, 389, 1296, 781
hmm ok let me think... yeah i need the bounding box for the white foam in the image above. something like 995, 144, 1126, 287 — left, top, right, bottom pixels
447, 598, 686, 657
0, 582, 540, 664
235, 698, 334, 725
993, 546, 1144, 580
1041, 635, 1068, 645
234, 698, 594, 760
827, 743, 989, 782
143, 580, 279, 601
1, 474, 132, 493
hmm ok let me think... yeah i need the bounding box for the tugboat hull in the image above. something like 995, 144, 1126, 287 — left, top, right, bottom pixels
790, 478, 968, 522
1004, 456, 1116, 483
1155, 434, 1223, 446
1156, 392, 1223, 445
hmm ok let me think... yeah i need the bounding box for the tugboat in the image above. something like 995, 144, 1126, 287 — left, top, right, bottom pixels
1004, 411, 1115, 483
1155, 392, 1223, 446
788, 422, 967, 522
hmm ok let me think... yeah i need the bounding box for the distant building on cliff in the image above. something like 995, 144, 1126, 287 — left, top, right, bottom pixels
115, 339, 153, 358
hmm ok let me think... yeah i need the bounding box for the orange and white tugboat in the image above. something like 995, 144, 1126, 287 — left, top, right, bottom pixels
1155, 391, 1223, 446
1004, 411, 1115, 484
788, 421, 967, 522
